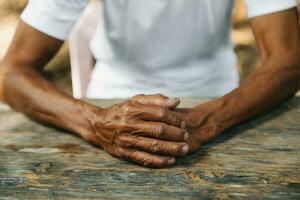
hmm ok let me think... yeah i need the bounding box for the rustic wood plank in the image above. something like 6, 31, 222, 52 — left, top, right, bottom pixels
0, 98, 299, 199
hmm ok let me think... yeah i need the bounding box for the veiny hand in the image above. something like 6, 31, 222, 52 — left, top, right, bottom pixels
174, 100, 226, 152
79, 94, 189, 168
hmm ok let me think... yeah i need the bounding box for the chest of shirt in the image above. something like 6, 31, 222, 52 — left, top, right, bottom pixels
102, 0, 233, 34
101, 0, 234, 57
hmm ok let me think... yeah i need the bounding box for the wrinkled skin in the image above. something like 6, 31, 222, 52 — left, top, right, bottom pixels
175, 102, 226, 152
0, 9, 300, 168
79, 94, 225, 167
80, 94, 189, 167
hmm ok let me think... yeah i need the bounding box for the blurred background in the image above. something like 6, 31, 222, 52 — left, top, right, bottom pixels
0, 0, 299, 95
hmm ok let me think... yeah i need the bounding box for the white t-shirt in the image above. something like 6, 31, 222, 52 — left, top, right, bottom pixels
21, 0, 297, 98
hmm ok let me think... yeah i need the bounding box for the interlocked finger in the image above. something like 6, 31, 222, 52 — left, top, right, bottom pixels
117, 135, 189, 156
117, 147, 176, 168
131, 121, 188, 142
131, 94, 180, 109
132, 102, 184, 128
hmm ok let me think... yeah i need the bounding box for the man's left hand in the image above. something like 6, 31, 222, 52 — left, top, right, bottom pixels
174, 101, 225, 152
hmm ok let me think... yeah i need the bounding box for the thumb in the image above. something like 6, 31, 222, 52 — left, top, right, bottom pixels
131, 94, 180, 109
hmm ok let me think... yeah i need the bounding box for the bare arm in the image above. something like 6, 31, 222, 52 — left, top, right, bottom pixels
177, 8, 300, 151
0, 21, 92, 136
0, 21, 189, 168
217, 8, 300, 128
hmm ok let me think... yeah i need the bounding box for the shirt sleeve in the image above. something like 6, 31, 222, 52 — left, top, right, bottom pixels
244, 0, 297, 18
20, 0, 89, 40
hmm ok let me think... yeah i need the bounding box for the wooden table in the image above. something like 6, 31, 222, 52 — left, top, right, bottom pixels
0, 98, 299, 199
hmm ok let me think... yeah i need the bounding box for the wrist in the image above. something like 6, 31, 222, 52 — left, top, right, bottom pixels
192, 99, 230, 133
70, 100, 104, 142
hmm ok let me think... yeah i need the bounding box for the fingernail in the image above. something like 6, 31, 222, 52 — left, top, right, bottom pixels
167, 158, 176, 165
182, 144, 189, 154
184, 131, 189, 141
181, 121, 186, 129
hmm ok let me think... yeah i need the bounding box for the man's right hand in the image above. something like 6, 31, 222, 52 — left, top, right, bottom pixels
79, 94, 189, 168
0, 22, 188, 168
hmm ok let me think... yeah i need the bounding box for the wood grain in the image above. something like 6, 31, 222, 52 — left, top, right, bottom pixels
0, 98, 299, 199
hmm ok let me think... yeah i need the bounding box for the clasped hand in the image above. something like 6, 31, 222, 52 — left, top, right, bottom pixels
80, 94, 222, 168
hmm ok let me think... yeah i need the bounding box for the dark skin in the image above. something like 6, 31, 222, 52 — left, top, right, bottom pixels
0, 8, 300, 168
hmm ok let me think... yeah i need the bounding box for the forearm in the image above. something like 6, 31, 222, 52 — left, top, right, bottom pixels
1, 64, 96, 138
211, 60, 300, 130
204, 8, 300, 132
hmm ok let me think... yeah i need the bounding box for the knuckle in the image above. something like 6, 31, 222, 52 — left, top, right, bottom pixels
151, 141, 162, 152
117, 135, 138, 148
118, 118, 133, 131
118, 118, 127, 127
114, 135, 126, 147
121, 105, 130, 114
157, 108, 167, 118
153, 124, 164, 136
172, 113, 181, 123
128, 149, 138, 159
127, 149, 158, 167
138, 155, 153, 167
132, 94, 145, 101
130, 137, 139, 148
130, 150, 147, 165
166, 111, 180, 126
122, 103, 134, 115
143, 159, 153, 167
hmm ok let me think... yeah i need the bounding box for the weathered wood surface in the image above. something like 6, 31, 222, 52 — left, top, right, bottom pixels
0, 98, 299, 200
